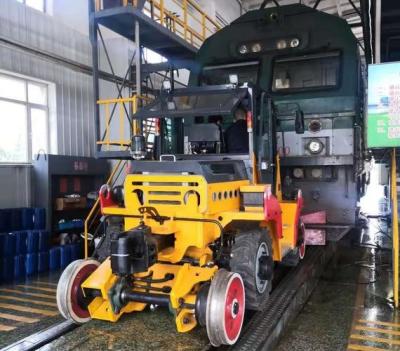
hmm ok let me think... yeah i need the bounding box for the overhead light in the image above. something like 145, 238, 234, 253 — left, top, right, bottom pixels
251, 43, 262, 53
307, 139, 324, 154
238, 45, 248, 54
290, 38, 300, 48
276, 40, 287, 50
229, 74, 239, 85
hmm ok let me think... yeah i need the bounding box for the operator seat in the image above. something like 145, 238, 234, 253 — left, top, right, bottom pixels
184, 123, 222, 154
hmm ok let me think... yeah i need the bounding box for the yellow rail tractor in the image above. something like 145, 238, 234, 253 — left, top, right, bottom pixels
57, 84, 305, 346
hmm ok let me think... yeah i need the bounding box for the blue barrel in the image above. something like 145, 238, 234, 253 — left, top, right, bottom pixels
0, 210, 6, 232
27, 230, 39, 253
1, 256, 14, 282
49, 246, 61, 271
38, 231, 50, 251
15, 231, 28, 254
10, 208, 22, 231
1, 233, 16, 257
33, 208, 46, 230
69, 243, 80, 261
1, 209, 12, 232
38, 251, 49, 273
25, 253, 38, 276
60, 245, 72, 269
13, 255, 25, 279
21, 208, 34, 230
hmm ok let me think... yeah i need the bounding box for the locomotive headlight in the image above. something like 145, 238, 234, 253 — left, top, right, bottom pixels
293, 168, 304, 179
311, 168, 323, 179
307, 139, 324, 154
290, 38, 300, 48
251, 43, 262, 53
239, 45, 248, 54
276, 40, 287, 50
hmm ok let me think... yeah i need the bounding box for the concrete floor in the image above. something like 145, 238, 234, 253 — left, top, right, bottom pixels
0, 217, 397, 351
276, 217, 398, 351
0, 272, 63, 349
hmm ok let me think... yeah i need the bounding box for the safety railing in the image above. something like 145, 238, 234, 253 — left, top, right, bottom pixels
97, 95, 151, 152
95, 0, 221, 48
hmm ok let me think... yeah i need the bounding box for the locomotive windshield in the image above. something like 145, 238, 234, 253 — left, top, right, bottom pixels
202, 62, 259, 86
272, 51, 341, 92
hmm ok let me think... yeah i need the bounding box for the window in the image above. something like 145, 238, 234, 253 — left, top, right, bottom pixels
0, 73, 49, 163
16, 0, 46, 13
272, 51, 341, 92
202, 62, 259, 86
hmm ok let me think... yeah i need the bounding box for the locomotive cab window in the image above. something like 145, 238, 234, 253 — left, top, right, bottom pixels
272, 51, 340, 92
202, 61, 259, 86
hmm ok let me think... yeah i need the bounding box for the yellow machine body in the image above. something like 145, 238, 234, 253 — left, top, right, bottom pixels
81, 172, 301, 332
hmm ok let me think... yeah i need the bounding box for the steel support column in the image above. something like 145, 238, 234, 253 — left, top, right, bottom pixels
134, 20, 142, 135
89, 2, 101, 154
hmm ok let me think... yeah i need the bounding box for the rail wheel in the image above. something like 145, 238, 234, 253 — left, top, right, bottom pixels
230, 228, 273, 310
282, 220, 306, 266
206, 269, 245, 347
57, 259, 99, 324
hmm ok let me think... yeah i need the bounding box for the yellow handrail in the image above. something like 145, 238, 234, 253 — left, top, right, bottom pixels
97, 95, 151, 150
391, 148, 399, 308
96, 0, 221, 48
84, 159, 125, 259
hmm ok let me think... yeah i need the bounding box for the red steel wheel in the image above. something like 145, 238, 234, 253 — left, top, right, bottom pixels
57, 259, 100, 324
298, 221, 306, 259
206, 269, 245, 346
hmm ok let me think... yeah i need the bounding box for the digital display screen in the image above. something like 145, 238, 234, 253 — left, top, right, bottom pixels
367, 62, 400, 147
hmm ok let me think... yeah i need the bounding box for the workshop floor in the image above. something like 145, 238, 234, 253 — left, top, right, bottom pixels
276, 217, 397, 351
0, 217, 396, 351
0, 272, 63, 349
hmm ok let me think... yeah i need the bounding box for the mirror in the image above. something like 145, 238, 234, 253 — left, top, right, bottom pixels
295, 109, 305, 134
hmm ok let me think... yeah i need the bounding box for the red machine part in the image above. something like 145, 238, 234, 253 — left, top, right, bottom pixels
57, 259, 100, 324
99, 184, 117, 212
293, 190, 304, 245
263, 188, 283, 239
224, 276, 245, 341
301, 210, 327, 245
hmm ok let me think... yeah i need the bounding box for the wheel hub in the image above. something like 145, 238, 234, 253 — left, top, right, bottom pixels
255, 242, 271, 293
57, 259, 100, 324
206, 269, 245, 346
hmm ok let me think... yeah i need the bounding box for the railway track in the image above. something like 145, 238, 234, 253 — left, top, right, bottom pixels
2, 245, 335, 351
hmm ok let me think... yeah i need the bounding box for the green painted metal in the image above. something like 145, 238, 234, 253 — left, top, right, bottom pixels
192, 4, 360, 116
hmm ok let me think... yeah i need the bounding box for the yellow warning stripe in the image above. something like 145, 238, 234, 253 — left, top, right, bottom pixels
354, 325, 400, 336
0, 312, 39, 323
0, 303, 58, 316
0, 324, 16, 332
16, 285, 56, 293
0, 295, 57, 307
358, 320, 400, 328
351, 333, 400, 346
34, 281, 58, 287
348, 344, 390, 351
0, 288, 55, 299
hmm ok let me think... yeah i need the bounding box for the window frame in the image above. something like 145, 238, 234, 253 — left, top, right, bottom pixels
271, 50, 342, 94
0, 72, 50, 164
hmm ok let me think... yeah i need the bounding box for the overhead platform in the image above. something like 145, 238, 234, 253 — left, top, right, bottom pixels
91, 6, 198, 60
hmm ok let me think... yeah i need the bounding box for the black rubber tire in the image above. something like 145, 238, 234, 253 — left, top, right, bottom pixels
229, 228, 273, 311
280, 249, 300, 267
